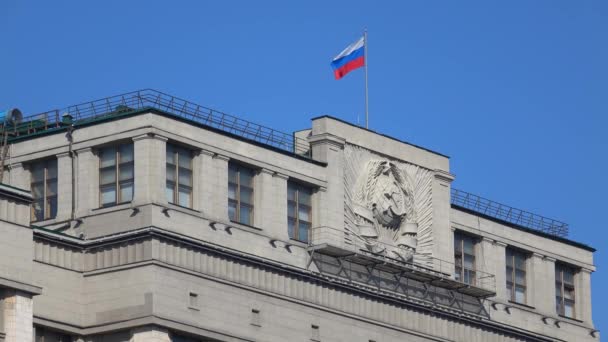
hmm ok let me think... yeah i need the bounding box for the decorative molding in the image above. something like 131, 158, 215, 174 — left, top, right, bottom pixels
198, 149, 216, 157
259, 168, 274, 176
308, 133, 346, 148
273, 172, 289, 180
433, 169, 455, 183
132, 133, 168, 142
56, 151, 71, 158
344, 144, 434, 265
213, 153, 230, 162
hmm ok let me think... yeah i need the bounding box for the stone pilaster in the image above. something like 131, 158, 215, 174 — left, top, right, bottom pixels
479, 238, 507, 300
432, 170, 455, 270
75, 147, 97, 216
255, 168, 275, 230
132, 134, 168, 206
56, 152, 73, 220
578, 268, 593, 323
7, 163, 28, 190
272, 172, 289, 240
193, 150, 215, 212
2, 289, 33, 342
530, 253, 556, 314
211, 154, 230, 221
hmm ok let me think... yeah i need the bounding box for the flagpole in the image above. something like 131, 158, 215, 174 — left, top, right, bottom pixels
364, 29, 369, 129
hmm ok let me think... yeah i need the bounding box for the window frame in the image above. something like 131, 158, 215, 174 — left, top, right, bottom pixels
228, 162, 255, 225
454, 232, 477, 285
506, 247, 528, 304
287, 181, 313, 243
30, 159, 58, 222
555, 263, 577, 318
166, 144, 194, 208
98, 143, 134, 207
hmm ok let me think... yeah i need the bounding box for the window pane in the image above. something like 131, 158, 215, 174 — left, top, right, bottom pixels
298, 204, 310, 221
240, 168, 254, 187
32, 183, 44, 199
47, 179, 57, 197
178, 168, 192, 186
288, 218, 295, 239
166, 146, 175, 164
228, 200, 237, 221
33, 200, 44, 221
288, 202, 296, 218
463, 238, 474, 254
228, 183, 237, 200
100, 147, 116, 168
119, 163, 134, 181
515, 254, 526, 269
240, 187, 253, 205
563, 270, 574, 285
454, 237, 462, 253
454, 267, 462, 281
166, 165, 176, 182
178, 151, 192, 169
47, 196, 57, 219
239, 204, 252, 225
178, 186, 191, 207
555, 284, 562, 297
31, 167, 44, 182
464, 254, 475, 269
228, 165, 237, 183
299, 188, 312, 205
288, 184, 296, 201
515, 285, 525, 303
564, 287, 575, 300
515, 270, 526, 285
120, 181, 133, 202
119, 144, 134, 163
100, 167, 116, 185
298, 221, 310, 243
101, 185, 117, 205
47, 161, 58, 179
166, 184, 175, 203
564, 300, 574, 317
506, 282, 513, 299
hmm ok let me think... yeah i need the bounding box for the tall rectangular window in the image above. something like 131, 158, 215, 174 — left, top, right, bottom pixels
556, 263, 576, 318
228, 163, 254, 225
99, 144, 134, 207
30, 159, 57, 222
288, 181, 312, 243
166, 144, 193, 207
454, 232, 476, 285
506, 248, 527, 303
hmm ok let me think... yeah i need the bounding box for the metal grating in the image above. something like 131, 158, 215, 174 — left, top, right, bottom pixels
7, 89, 311, 159
451, 188, 568, 238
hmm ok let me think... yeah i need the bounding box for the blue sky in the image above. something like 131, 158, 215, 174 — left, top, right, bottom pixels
2, 0, 607, 333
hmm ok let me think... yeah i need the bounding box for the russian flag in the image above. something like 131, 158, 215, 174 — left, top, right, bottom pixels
331, 36, 365, 80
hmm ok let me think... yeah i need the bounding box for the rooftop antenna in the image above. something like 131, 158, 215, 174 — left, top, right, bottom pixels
0, 108, 23, 183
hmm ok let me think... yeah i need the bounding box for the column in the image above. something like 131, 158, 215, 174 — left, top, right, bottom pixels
271, 172, 289, 240
530, 254, 556, 314
132, 134, 168, 206
129, 326, 171, 342
56, 152, 73, 220
2, 289, 33, 342
75, 147, 97, 216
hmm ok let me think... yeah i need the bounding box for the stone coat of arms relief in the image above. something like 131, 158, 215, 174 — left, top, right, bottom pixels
344, 145, 434, 266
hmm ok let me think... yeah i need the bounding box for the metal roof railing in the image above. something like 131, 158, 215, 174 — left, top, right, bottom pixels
8, 89, 312, 159
451, 188, 569, 238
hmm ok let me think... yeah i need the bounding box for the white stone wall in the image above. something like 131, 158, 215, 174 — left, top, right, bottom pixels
2, 290, 33, 342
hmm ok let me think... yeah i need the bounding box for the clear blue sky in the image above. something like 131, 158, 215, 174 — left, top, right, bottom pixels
2, 0, 607, 332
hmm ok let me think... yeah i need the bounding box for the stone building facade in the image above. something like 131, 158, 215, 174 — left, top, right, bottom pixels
0, 90, 597, 341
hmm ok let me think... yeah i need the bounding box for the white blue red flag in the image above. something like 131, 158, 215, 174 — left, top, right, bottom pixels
331, 36, 365, 80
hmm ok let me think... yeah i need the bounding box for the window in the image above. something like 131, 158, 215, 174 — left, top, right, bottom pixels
99, 144, 134, 207
30, 159, 57, 222
454, 232, 476, 285
288, 181, 312, 243
506, 248, 527, 303
166, 144, 193, 207
556, 263, 576, 318
228, 163, 254, 225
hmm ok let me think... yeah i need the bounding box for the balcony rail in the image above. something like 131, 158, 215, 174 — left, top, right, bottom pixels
5, 89, 312, 159
451, 188, 568, 238
308, 226, 496, 298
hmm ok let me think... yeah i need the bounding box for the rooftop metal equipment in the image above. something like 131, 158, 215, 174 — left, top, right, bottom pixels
0, 108, 23, 182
